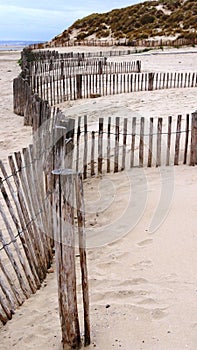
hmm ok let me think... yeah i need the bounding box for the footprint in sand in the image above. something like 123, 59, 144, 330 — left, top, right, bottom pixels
137, 238, 153, 247
132, 260, 153, 270
151, 308, 168, 319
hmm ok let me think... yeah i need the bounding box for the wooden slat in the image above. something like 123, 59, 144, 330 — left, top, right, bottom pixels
139, 117, 145, 167
0, 254, 23, 306
147, 117, 153, 167
156, 118, 163, 167
174, 115, 182, 165
0, 229, 29, 299
98, 118, 104, 174
166, 116, 172, 166
83, 115, 88, 179
75, 174, 90, 346
0, 177, 39, 291
7, 156, 45, 281
13, 151, 48, 272
76, 116, 81, 173
130, 117, 136, 167
190, 111, 197, 165
91, 131, 95, 176
121, 118, 128, 171
183, 114, 190, 164
107, 117, 111, 173
114, 117, 120, 173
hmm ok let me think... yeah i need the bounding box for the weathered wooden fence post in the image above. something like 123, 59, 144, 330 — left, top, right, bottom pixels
76, 74, 82, 99
183, 114, 189, 165
166, 116, 172, 166
53, 170, 81, 350
83, 115, 88, 179
156, 118, 163, 167
148, 73, 154, 91
75, 173, 91, 347
52, 169, 90, 349
98, 118, 104, 174
190, 111, 197, 166
136, 60, 141, 73
174, 115, 182, 165
114, 117, 120, 172
98, 60, 102, 74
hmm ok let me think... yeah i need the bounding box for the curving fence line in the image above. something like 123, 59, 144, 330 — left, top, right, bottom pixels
1, 48, 197, 350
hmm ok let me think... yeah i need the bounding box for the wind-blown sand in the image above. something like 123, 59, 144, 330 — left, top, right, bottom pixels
0, 47, 197, 350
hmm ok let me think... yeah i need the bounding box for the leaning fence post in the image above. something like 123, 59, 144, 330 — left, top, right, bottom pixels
190, 111, 197, 165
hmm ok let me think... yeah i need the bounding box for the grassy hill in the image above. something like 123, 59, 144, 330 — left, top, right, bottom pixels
50, 0, 197, 45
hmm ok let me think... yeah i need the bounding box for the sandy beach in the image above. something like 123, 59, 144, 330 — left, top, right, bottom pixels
0, 46, 197, 349
0, 50, 32, 165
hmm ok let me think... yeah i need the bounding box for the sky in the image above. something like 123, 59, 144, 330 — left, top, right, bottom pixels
0, 0, 144, 42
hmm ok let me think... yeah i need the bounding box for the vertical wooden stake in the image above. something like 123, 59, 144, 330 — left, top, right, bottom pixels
190, 111, 197, 165
130, 117, 136, 168
147, 118, 153, 167
156, 118, 163, 167
53, 170, 81, 350
166, 116, 172, 166
83, 115, 88, 179
76, 116, 81, 173
75, 174, 91, 347
114, 117, 120, 173
98, 118, 104, 174
174, 115, 182, 165
76, 74, 82, 99
121, 118, 128, 171
91, 131, 95, 176
183, 114, 189, 164
139, 117, 145, 167
107, 117, 111, 173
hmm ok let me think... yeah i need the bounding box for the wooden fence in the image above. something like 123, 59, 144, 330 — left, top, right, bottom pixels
5, 47, 197, 349
28, 37, 197, 50
22, 48, 139, 63
0, 102, 90, 348
17, 49, 197, 107
23, 71, 197, 106
68, 113, 197, 180
28, 59, 141, 78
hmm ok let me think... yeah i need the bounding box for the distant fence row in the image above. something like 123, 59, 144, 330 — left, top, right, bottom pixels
12, 81, 197, 172
28, 59, 141, 77
21, 48, 138, 67
28, 37, 197, 50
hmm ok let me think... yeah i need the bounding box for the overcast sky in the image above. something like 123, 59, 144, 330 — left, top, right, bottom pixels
0, 0, 144, 41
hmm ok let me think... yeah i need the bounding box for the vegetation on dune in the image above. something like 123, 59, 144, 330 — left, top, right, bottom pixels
51, 0, 197, 44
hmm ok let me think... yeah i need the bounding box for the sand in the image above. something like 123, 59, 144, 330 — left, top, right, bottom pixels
0, 47, 197, 350
0, 50, 32, 165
